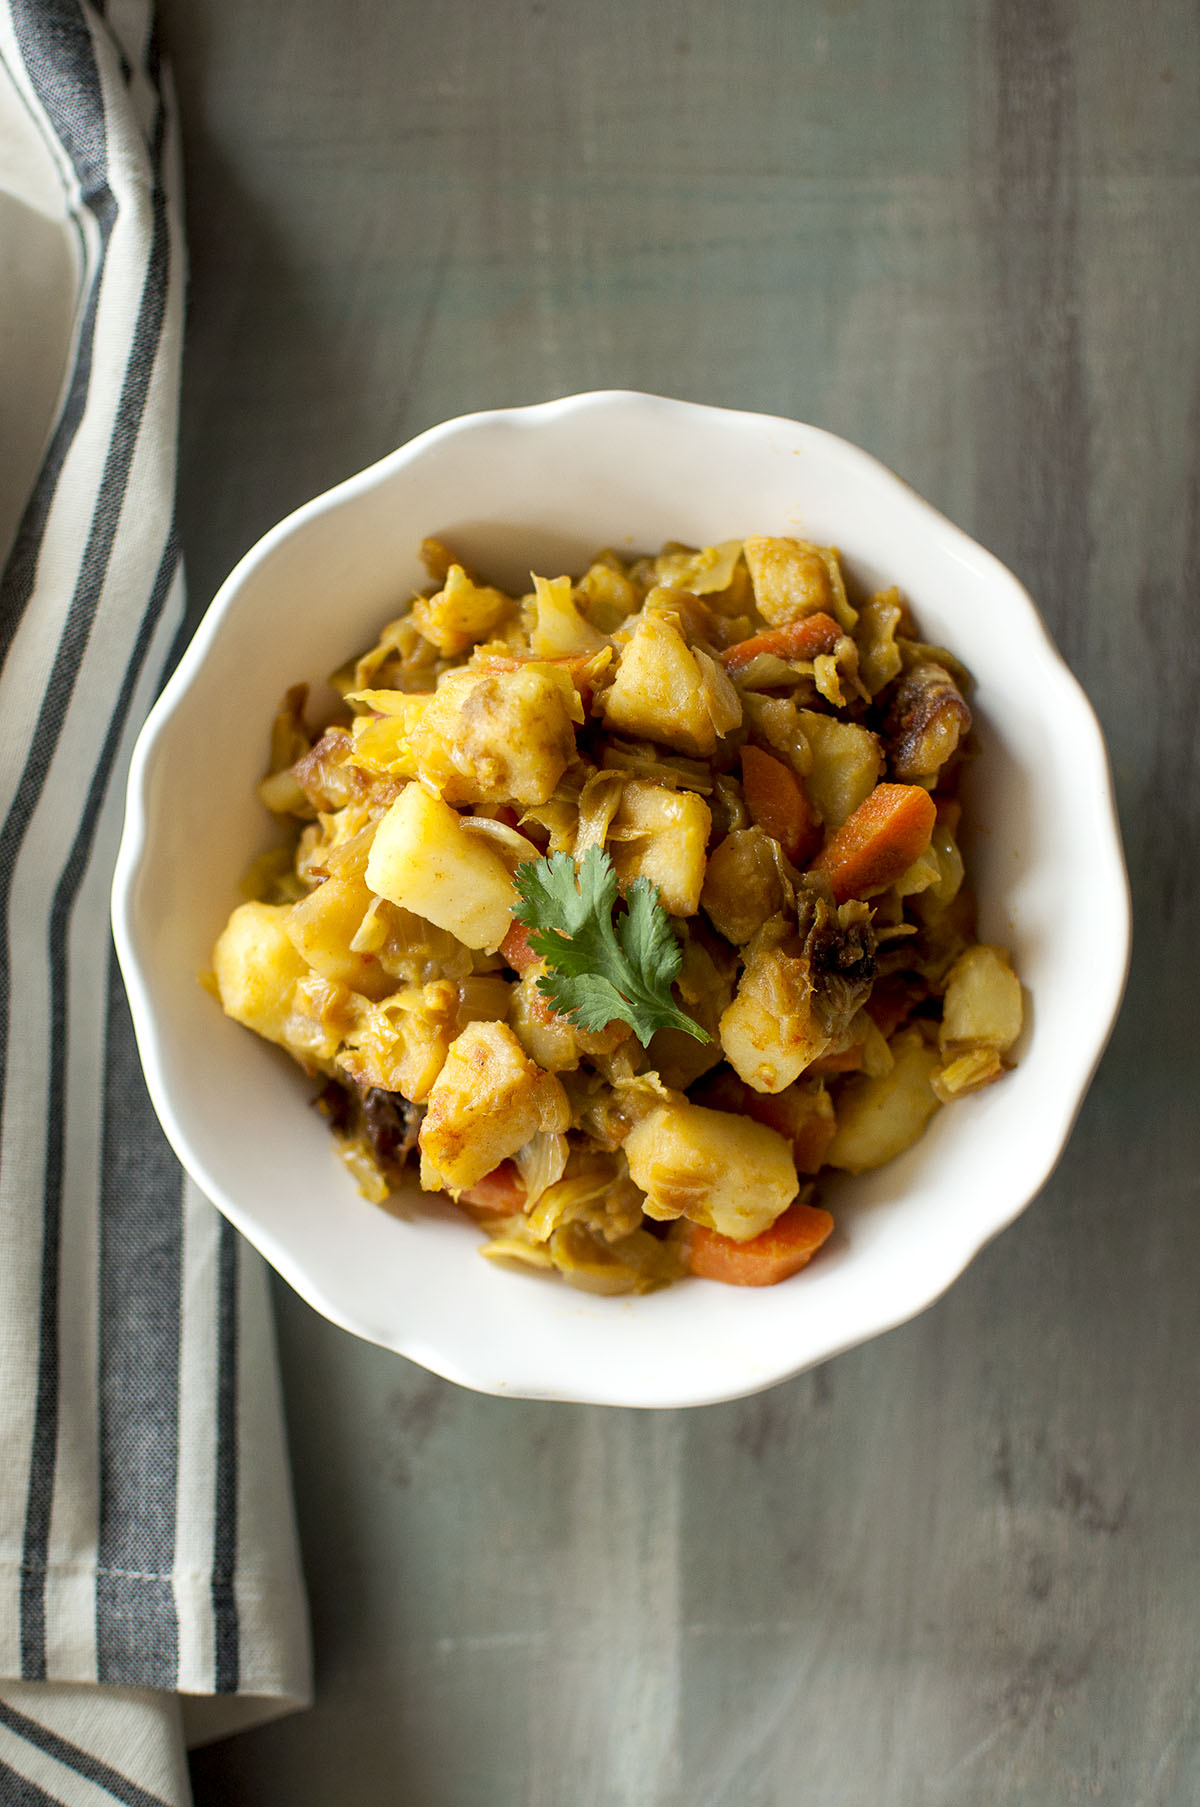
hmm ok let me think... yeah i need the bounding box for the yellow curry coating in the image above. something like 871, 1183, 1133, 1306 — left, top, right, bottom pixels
212, 534, 1023, 1293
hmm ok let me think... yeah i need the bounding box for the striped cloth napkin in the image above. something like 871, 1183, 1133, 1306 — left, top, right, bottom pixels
0, 2, 311, 1800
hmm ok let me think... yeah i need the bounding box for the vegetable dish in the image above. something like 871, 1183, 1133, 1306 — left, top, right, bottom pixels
211, 533, 1023, 1292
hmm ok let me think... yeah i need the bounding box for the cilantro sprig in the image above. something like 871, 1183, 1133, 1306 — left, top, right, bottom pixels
511, 847, 710, 1049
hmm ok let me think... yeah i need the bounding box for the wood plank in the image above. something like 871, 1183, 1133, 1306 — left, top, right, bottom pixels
167, 0, 1200, 1800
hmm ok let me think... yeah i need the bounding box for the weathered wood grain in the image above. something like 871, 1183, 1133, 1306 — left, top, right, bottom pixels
169, 0, 1200, 1800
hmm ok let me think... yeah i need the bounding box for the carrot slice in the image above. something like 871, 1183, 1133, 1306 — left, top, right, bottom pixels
809, 782, 936, 903
458, 1162, 526, 1217
720, 611, 842, 673
499, 919, 539, 973
685, 1199, 835, 1286
740, 745, 822, 865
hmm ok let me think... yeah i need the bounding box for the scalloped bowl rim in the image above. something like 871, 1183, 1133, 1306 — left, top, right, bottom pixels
112, 391, 1130, 1408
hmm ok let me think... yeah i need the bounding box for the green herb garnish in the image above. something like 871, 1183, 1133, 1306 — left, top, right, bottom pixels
512, 847, 710, 1049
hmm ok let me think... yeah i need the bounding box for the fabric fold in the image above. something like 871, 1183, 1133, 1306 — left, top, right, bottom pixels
0, 3, 312, 1799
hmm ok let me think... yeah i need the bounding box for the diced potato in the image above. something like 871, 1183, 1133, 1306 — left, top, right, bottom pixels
643, 583, 715, 647
575, 557, 641, 627
742, 535, 856, 631
508, 965, 581, 1072
412, 563, 513, 656
419, 1020, 570, 1191
939, 944, 1023, 1053
606, 779, 711, 916
365, 784, 515, 952
798, 711, 883, 830
624, 1101, 797, 1241
343, 974, 512, 1102
719, 947, 829, 1093
530, 574, 608, 658
213, 901, 310, 1048
603, 612, 742, 757
284, 868, 395, 1000
430, 664, 582, 805
700, 827, 787, 945
353, 665, 581, 808
825, 1028, 941, 1172
339, 970, 510, 1100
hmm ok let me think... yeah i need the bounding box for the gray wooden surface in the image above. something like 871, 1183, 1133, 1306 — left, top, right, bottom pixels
165, 2, 1197, 1802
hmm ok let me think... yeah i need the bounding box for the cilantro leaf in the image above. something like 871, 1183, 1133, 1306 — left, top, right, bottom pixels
511, 847, 710, 1049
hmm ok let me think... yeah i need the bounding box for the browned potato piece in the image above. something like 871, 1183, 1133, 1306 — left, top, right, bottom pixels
742, 535, 856, 630
214, 902, 311, 1047
700, 827, 787, 945
719, 946, 830, 1093
797, 711, 883, 830
284, 869, 395, 1001
339, 976, 512, 1102
603, 613, 741, 757
365, 784, 516, 952
419, 1020, 570, 1191
624, 1101, 797, 1241
606, 779, 712, 917
825, 1029, 941, 1172
938, 945, 1023, 1053
356, 665, 582, 808
508, 965, 582, 1072
433, 664, 583, 805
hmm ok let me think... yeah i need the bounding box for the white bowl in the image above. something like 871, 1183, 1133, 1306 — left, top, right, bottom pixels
112, 392, 1129, 1408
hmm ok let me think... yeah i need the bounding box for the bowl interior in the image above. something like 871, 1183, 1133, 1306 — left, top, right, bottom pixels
115, 394, 1128, 1406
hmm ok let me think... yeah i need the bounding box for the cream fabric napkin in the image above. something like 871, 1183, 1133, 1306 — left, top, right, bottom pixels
0, 3, 311, 1799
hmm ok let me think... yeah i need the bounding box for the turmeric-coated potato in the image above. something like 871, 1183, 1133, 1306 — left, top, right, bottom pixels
419, 1020, 570, 1191
603, 612, 740, 757
825, 1029, 941, 1173
606, 779, 712, 917
625, 1101, 797, 1241
719, 947, 829, 1094
213, 902, 310, 1047
366, 784, 515, 952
